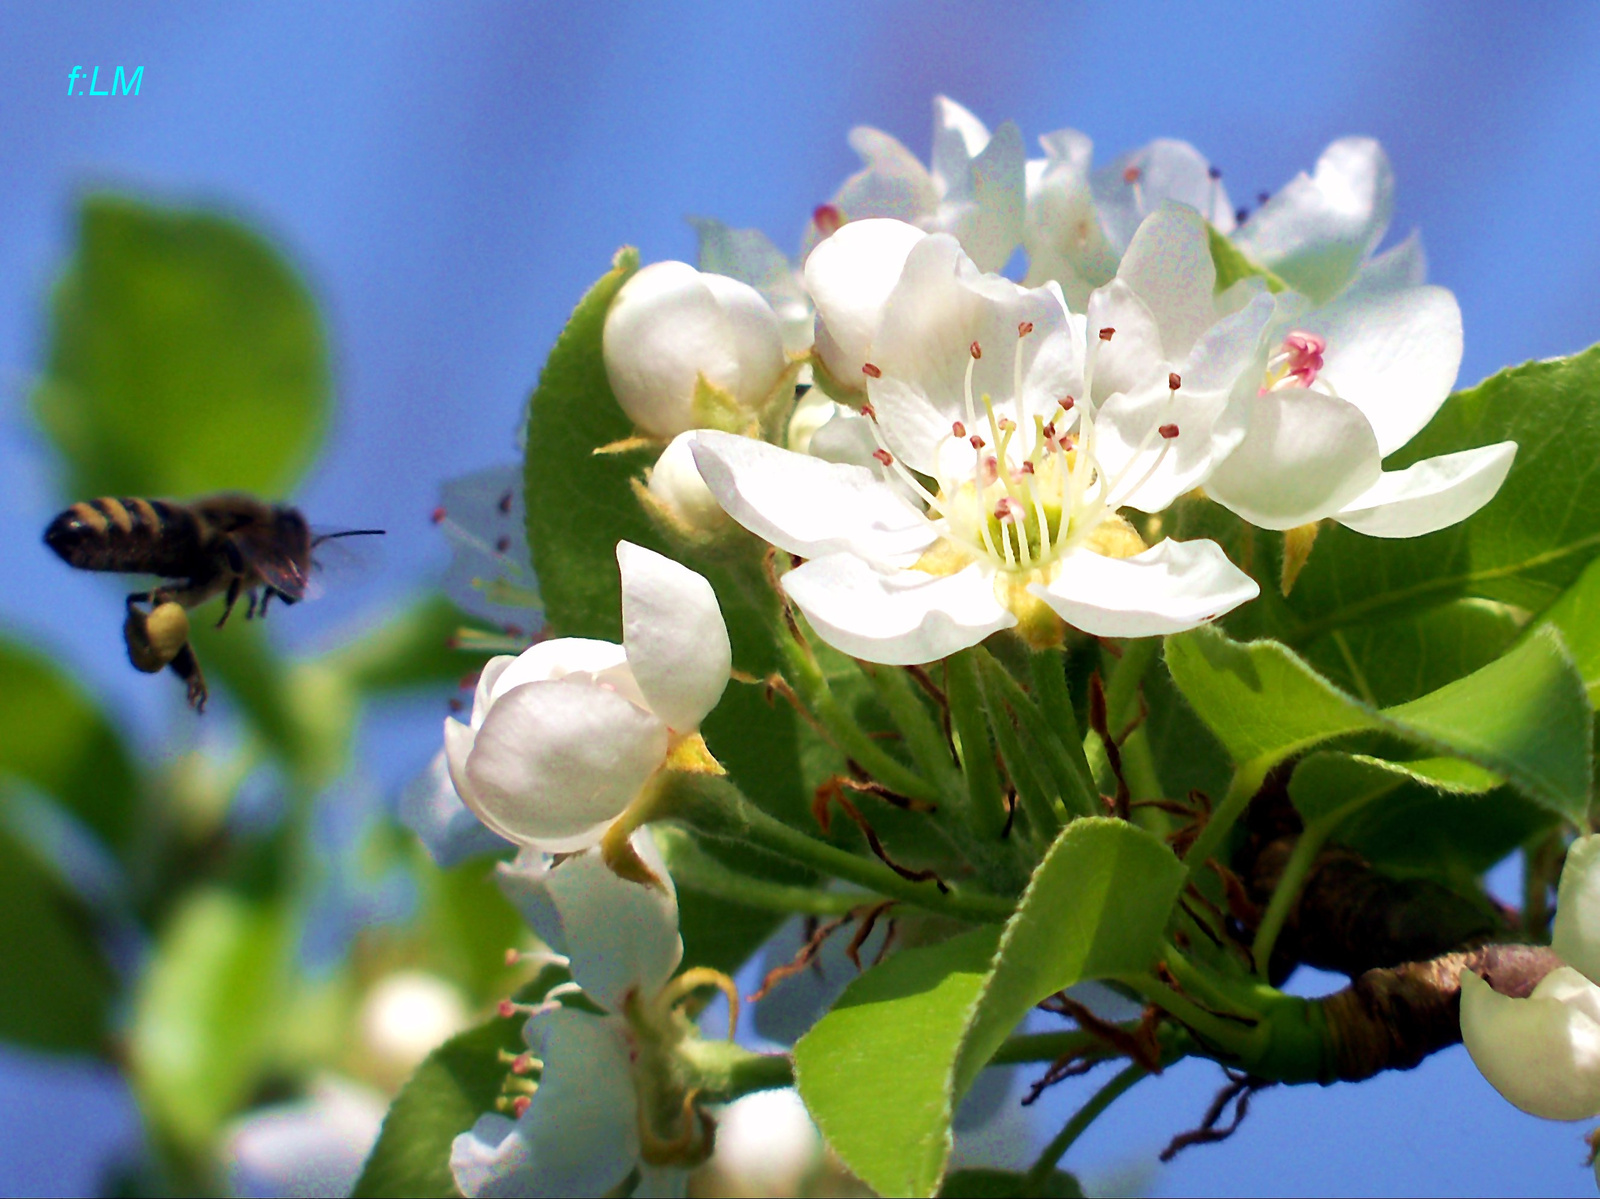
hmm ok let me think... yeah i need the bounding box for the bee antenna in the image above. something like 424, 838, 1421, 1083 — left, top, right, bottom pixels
312, 528, 386, 547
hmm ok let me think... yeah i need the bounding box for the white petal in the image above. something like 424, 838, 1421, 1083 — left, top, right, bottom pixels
1232, 137, 1395, 304
617, 542, 730, 732
1032, 540, 1258, 637
691, 431, 935, 564
648, 431, 731, 534
401, 749, 510, 868
1205, 389, 1383, 529
462, 681, 667, 853
492, 639, 630, 702
781, 554, 1015, 665
1305, 284, 1463, 457
1460, 969, 1600, 1121
223, 1078, 386, 1199
834, 127, 940, 225
929, 95, 991, 190
700, 273, 789, 410
691, 217, 813, 356
805, 218, 928, 386
1342, 230, 1427, 301
1085, 278, 1168, 404
1116, 204, 1217, 360
497, 833, 683, 1010
1091, 139, 1235, 251
1555, 836, 1600, 987
1023, 128, 1118, 308
940, 120, 1026, 274
1335, 442, 1516, 538
450, 1009, 640, 1197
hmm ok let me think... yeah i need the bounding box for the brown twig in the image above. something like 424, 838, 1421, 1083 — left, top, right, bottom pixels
1159, 1069, 1272, 1162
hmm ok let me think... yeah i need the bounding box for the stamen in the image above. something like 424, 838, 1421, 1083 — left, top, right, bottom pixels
860, 401, 876, 419
970, 340, 983, 360
862, 362, 882, 379
1098, 328, 1115, 342
952, 420, 966, 438
873, 449, 894, 466
1021, 461, 1035, 474
970, 434, 985, 450
511, 1095, 532, 1117
1160, 424, 1180, 440
1017, 321, 1034, 337
813, 204, 844, 236
1169, 373, 1182, 391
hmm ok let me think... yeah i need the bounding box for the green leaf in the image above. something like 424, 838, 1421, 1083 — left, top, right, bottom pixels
1288, 751, 1497, 829
353, 1010, 527, 1198
0, 824, 114, 1054
0, 638, 139, 857
34, 194, 328, 498
795, 820, 1182, 1197
1167, 626, 1592, 821
1207, 225, 1286, 294
320, 594, 490, 695
941, 1168, 1083, 1197
1533, 554, 1600, 704
130, 888, 292, 1150
1280, 346, 1600, 640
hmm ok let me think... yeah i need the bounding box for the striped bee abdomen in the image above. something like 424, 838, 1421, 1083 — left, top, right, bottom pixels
44, 498, 205, 578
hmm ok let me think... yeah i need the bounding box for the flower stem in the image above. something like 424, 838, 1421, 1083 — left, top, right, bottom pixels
1029, 648, 1097, 801
1180, 760, 1269, 878
980, 650, 1096, 818
1250, 817, 1335, 977
946, 650, 1010, 840
1022, 1063, 1145, 1194
861, 662, 963, 800
976, 661, 1064, 845
653, 826, 877, 916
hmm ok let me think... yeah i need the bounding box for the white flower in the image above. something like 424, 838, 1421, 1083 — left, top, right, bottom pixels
443, 542, 730, 853
691, 216, 813, 355
648, 431, 732, 534
805, 217, 928, 391
1203, 282, 1516, 537
1462, 837, 1600, 1120
452, 834, 696, 1198
222, 1077, 387, 1199
603, 261, 788, 440
692, 212, 1264, 666
359, 971, 471, 1076
400, 749, 512, 868
807, 95, 1025, 274
1024, 131, 1233, 309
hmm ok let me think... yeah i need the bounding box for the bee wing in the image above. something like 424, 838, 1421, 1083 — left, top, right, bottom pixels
229, 520, 312, 601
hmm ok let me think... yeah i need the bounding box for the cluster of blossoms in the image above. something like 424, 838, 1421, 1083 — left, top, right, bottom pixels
412, 98, 1541, 1194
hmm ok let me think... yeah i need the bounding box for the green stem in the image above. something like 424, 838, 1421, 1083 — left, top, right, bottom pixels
778, 631, 940, 804
1250, 817, 1334, 977
1180, 760, 1270, 878
1023, 1063, 1145, 1194
680, 1039, 794, 1100
946, 651, 1010, 839
657, 772, 1014, 923
977, 663, 1064, 844
1102, 638, 1158, 731
1029, 647, 1095, 783
982, 651, 1096, 818
653, 826, 875, 916
862, 663, 962, 799
1124, 972, 1259, 1057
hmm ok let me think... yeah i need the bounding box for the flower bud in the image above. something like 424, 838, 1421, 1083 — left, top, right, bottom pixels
603, 261, 787, 439
648, 431, 730, 533
804, 218, 926, 390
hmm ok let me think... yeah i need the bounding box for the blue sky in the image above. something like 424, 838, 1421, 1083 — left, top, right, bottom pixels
3, 2, 1600, 1194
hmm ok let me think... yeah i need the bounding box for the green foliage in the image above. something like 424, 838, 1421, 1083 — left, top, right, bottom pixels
1207, 226, 1286, 294
321, 594, 490, 696
1533, 554, 1600, 703
795, 820, 1182, 1197
0, 824, 115, 1054
0, 637, 139, 857
129, 887, 292, 1150
33, 194, 328, 499
941, 1167, 1083, 1197
353, 1010, 528, 1199
1166, 625, 1592, 821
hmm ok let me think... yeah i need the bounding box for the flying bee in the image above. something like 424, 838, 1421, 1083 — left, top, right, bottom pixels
44, 494, 383, 711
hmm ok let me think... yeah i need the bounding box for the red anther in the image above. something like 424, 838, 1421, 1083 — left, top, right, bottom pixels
512, 1053, 534, 1074
498, 491, 514, 514
861, 362, 882, 379
1168, 372, 1182, 391
448, 697, 464, 714
511, 1096, 532, 1118
1098, 327, 1115, 342
813, 204, 844, 236
872, 448, 894, 466
496, 535, 511, 554
1059, 396, 1076, 411
970, 434, 986, 450
1021, 460, 1036, 474
999, 417, 1016, 432
1123, 165, 1142, 184
1017, 320, 1035, 337
504, 948, 522, 966
952, 420, 967, 438
430, 506, 447, 524
859, 402, 876, 419
982, 455, 1000, 484
1042, 422, 1057, 440
1159, 423, 1180, 439
460, 672, 481, 690
497, 999, 517, 1019
969, 340, 983, 360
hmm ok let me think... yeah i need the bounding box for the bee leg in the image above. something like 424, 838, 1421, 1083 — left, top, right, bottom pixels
168, 644, 208, 713
216, 576, 242, 629
245, 590, 259, 620
259, 589, 274, 618
125, 590, 153, 614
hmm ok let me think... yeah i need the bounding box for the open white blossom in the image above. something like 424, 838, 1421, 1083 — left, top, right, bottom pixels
1462, 837, 1600, 1120
452, 834, 697, 1198
1204, 281, 1516, 537
603, 261, 788, 439
443, 542, 730, 853
693, 211, 1265, 665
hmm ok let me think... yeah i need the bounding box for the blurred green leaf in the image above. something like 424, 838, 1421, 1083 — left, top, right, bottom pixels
34, 193, 328, 498
320, 594, 488, 695
795, 820, 1181, 1198
0, 637, 139, 857
941, 1168, 1084, 1198
1166, 626, 1592, 821
0, 823, 115, 1054
418, 856, 526, 1004
130, 887, 292, 1150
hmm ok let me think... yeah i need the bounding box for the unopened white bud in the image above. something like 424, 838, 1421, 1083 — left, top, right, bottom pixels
805, 219, 926, 390
604, 261, 787, 439
648, 432, 729, 533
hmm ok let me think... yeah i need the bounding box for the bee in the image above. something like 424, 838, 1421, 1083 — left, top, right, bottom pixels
44, 494, 382, 711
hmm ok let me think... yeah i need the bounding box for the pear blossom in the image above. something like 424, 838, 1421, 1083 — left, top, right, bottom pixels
692, 216, 813, 355
1461, 837, 1600, 1120
805, 95, 1025, 275
452, 834, 701, 1197
443, 542, 731, 853
647, 431, 732, 534
805, 217, 928, 391
603, 261, 789, 440
692, 211, 1266, 666
1204, 281, 1516, 537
